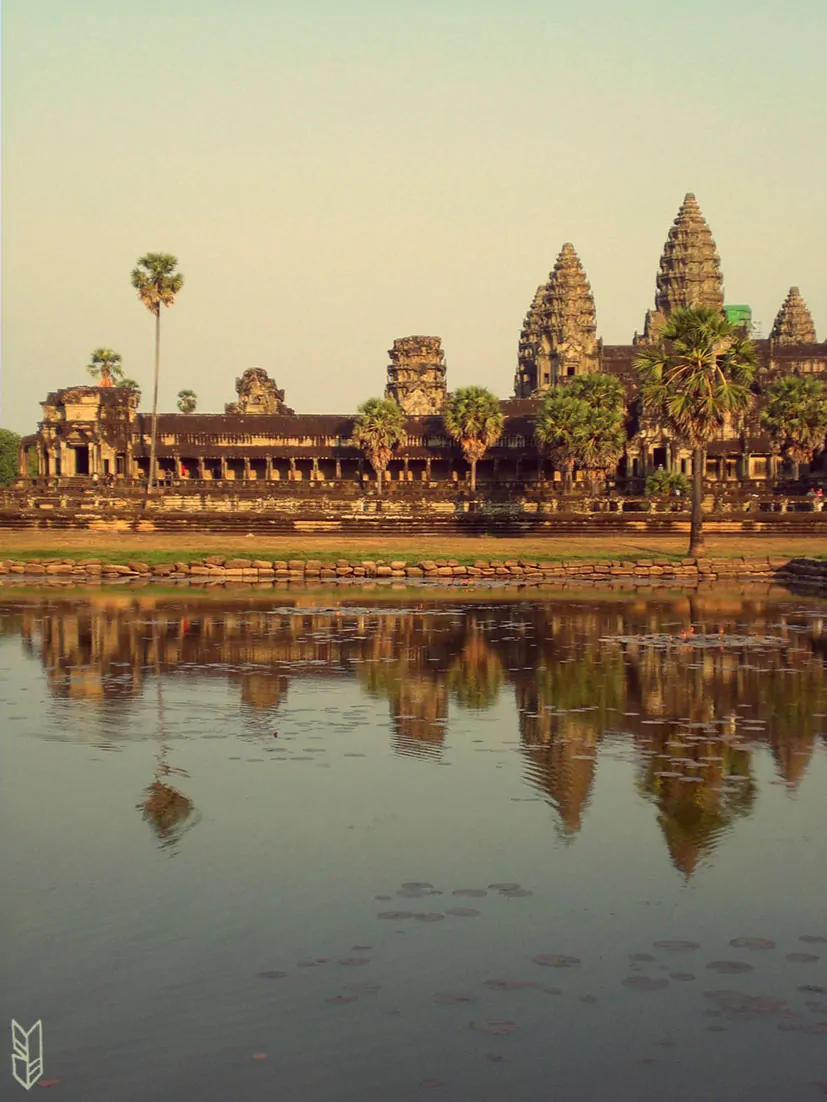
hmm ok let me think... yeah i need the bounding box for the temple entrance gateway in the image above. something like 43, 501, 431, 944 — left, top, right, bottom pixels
72, 445, 90, 476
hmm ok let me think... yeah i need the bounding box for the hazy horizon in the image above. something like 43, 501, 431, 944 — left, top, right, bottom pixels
3, 0, 826, 434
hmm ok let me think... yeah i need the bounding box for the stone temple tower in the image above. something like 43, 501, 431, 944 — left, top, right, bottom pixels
385, 336, 447, 415
770, 287, 817, 344
638, 193, 724, 342
514, 243, 599, 397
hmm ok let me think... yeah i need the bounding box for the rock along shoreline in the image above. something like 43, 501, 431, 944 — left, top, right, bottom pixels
1, 555, 826, 591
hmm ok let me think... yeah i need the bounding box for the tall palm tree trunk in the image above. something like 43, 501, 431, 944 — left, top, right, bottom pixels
147, 308, 161, 500
376, 463, 383, 496
689, 444, 706, 556
470, 458, 477, 493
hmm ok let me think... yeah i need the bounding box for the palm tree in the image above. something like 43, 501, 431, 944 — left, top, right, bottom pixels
118, 378, 142, 403
567, 372, 625, 413
86, 348, 124, 386
130, 253, 184, 490
635, 306, 756, 556
534, 391, 586, 492
574, 405, 627, 490
760, 375, 827, 481
177, 388, 198, 414
351, 398, 406, 495
443, 386, 504, 492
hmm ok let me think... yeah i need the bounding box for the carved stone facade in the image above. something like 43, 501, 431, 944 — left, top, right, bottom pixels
515, 245, 599, 396
224, 368, 293, 415
770, 287, 817, 344
384, 336, 447, 415
637, 193, 725, 343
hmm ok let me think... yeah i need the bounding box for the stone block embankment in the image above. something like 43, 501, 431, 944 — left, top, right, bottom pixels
1, 555, 825, 590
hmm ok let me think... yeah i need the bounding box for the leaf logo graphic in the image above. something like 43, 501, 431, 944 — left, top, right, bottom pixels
11, 1020, 43, 1091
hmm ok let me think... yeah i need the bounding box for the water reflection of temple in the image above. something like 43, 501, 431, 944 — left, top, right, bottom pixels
9, 593, 827, 875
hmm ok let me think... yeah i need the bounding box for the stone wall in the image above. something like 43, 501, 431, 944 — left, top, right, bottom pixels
2, 555, 825, 591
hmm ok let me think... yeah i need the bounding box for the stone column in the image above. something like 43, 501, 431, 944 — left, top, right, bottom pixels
220, 456, 228, 481
289, 457, 297, 481
312, 457, 320, 481
266, 457, 273, 481
244, 458, 251, 481
403, 457, 409, 481
198, 458, 206, 480
335, 458, 342, 480
425, 458, 431, 482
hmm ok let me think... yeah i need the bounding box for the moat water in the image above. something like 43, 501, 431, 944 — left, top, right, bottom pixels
2, 589, 826, 1101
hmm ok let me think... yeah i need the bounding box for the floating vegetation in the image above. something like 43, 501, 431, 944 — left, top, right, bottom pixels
603, 633, 786, 650
786, 952, 820, 963
433, 991, 478, 1004
703, 990, 789, 1020
452, 889, 488, 898
654, 940, 701, 952
532, 954, 580, 968
729, 937, 776, 950
706, 961, 754, 974
444, 907, 481, 918
470, 1019, 517, 1036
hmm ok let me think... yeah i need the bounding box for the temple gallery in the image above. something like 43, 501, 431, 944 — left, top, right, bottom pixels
19, 194, 826, 491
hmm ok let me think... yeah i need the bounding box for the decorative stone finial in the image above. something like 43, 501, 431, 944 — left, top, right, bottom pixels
514, 244, 599, 396
639, 193, 724, 341
385, 336, 447, 415
770, 286, 817, 344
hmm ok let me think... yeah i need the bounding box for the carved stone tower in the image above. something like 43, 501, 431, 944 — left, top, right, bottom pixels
224, 368, 293, 415
514, 244, 599, 397
770, 287, 817, 344
638, 193, 724, 342
385, 336, 447, 415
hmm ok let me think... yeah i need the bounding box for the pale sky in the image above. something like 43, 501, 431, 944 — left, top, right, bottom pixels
2, 0, 825, 434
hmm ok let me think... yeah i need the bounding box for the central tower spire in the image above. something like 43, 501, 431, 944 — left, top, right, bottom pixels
638, 193, 724, 342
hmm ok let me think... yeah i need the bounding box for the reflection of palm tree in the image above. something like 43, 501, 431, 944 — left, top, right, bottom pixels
447, 633, 503, 710
638, 735, 755, 879
139, 742, 199, 850
138, 624, 199, 849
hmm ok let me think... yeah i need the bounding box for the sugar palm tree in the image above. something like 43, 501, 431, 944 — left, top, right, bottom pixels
351, 398, 406, 495
567, 372, 625, 414
443, 386, 504, 492
86, 348, 124, 386
534, 391, 586, 492
118, 378, 142, 403
760, 375, 827, 481
635, 306, 756, 556
177, 388, 197, 414
130, 253, 184, 490
573, 405, 627, 490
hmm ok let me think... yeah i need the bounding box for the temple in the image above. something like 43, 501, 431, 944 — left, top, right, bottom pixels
15, 193, 827, 495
